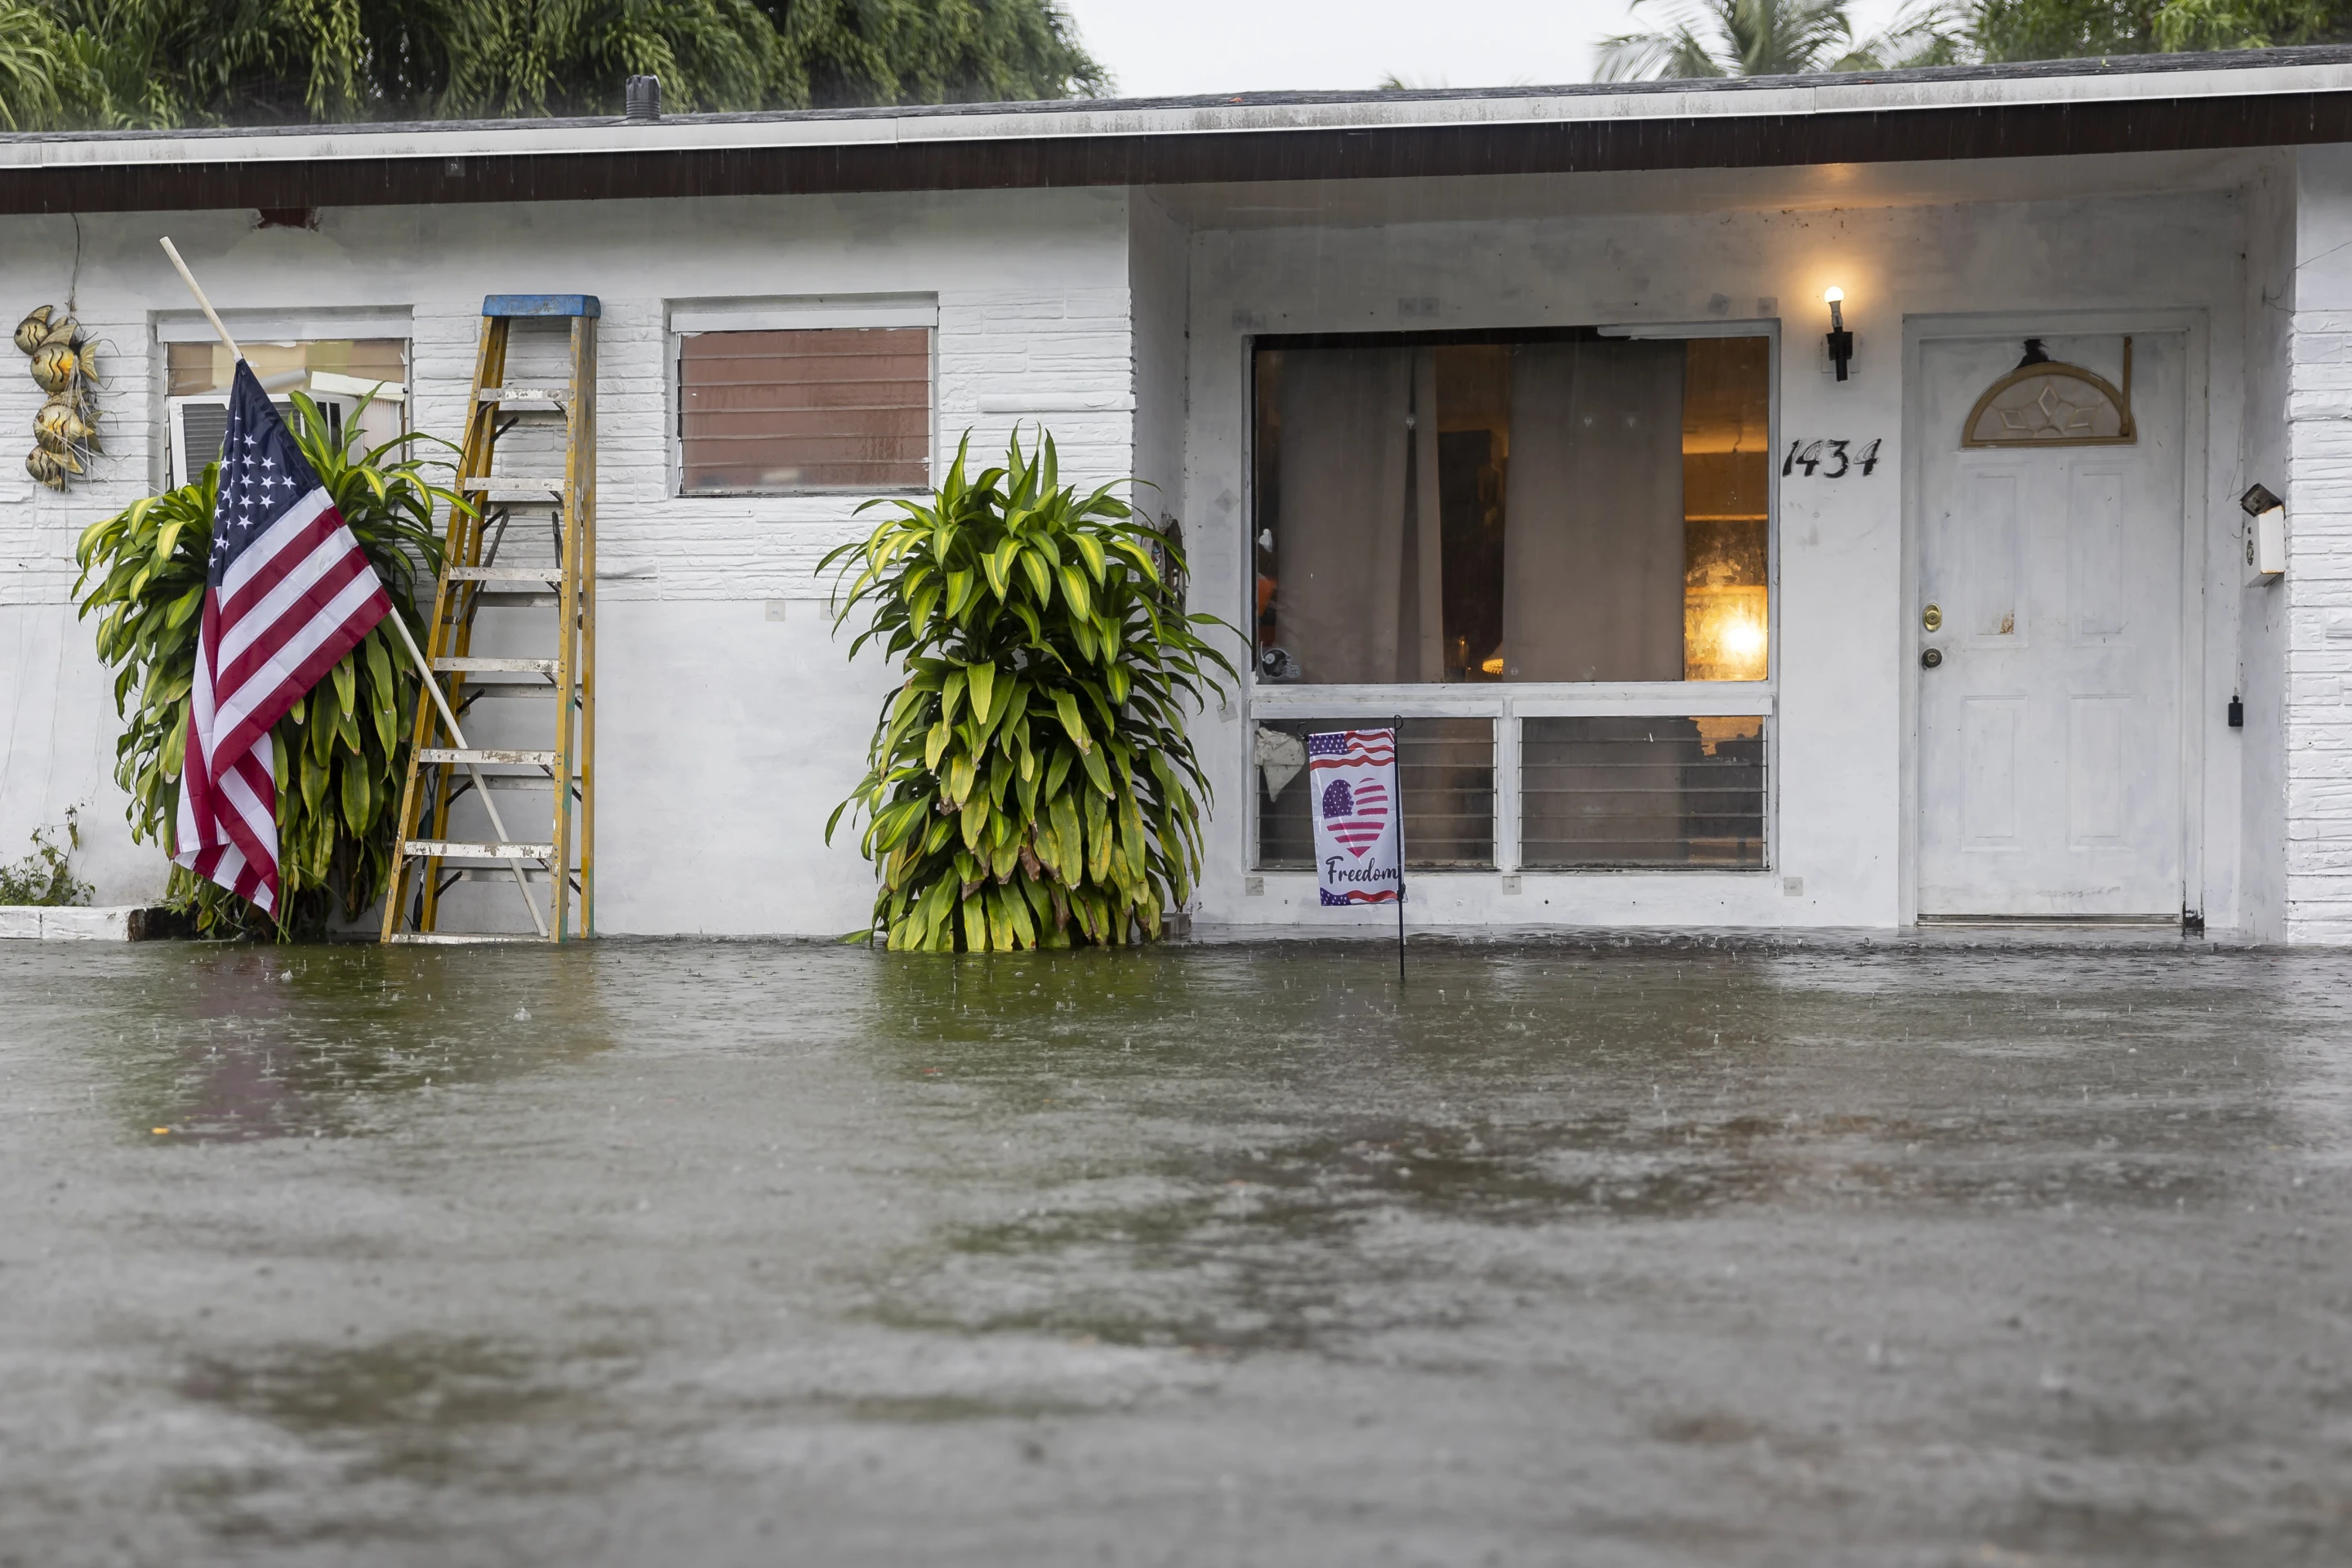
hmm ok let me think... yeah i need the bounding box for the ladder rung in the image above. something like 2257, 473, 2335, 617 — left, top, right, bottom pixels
463, 479, 564, 500
479, 773, 579, 788
386, 933, 547, 946
452, 867, 556, 881
461, 684, 576, 699
481, 387, 572, 404
417, 748, 559, 766
434, 657, 555, 674
403, 839, 555, 858
447, 567, 562, 583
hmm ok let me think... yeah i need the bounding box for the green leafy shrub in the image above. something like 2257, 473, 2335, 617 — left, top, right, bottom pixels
0, 807, 92, 906
824, 431, 1236, 951
72, 394, 452, 938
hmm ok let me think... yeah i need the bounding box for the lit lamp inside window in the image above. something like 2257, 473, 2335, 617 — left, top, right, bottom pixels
1683, 574, 1769, 681
1682, 337, 1771, 682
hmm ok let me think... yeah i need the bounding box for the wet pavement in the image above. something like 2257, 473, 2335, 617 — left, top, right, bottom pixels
3, 937, 2350, 1566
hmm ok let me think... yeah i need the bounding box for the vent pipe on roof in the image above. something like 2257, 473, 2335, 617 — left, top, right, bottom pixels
625, 75, 662, 122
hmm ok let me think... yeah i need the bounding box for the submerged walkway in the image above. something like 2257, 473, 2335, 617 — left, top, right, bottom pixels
2, 940, 2347, 1565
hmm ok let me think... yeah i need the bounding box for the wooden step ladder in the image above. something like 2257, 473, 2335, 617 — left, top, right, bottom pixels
381, 295, 598, 944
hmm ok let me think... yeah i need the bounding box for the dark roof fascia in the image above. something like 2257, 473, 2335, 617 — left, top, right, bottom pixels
3, 46, 2350, 215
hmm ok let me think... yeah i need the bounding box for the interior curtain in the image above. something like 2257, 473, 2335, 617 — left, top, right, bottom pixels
1499, 340, 1686, 682
1275, 348, 1412, 684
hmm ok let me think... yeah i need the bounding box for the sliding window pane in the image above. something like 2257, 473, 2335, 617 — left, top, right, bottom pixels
1520, 716, 1766, 869
1255, 718, 1494, 869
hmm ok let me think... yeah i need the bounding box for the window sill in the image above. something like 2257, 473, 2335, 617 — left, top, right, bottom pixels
673, 487, 932, 501
1245, 680, 1773, 716
1243, 868, 1779, 882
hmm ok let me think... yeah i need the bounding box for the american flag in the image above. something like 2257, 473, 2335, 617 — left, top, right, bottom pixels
1308, 729, 1396, 855
174, 363, 392, 912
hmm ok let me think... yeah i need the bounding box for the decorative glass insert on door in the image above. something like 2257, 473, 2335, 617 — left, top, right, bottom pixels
1255, 718, 1494, 869
1520, 716, 1767, 869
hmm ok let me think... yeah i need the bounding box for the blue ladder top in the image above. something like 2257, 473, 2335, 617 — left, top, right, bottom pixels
483, 294, 601, 318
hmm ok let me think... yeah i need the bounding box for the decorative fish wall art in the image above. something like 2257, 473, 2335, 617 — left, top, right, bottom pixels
16, 305, 100, 490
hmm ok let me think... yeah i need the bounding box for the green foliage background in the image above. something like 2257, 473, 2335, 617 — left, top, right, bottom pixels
72, 395, 452, 939
0, 0, 1103, 130
1971, 0, 2350, 56
824, 433, 1236, 952
0, 808, 91, 906
1597, 0, 2352, 82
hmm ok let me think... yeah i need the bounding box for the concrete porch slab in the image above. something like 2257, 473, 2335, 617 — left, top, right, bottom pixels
0, 906, 171, 940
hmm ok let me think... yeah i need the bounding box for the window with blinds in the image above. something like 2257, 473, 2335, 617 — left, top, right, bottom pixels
676, 327, 930, 494
1520, 715, 1767, 869
1254, 717, 1495, 869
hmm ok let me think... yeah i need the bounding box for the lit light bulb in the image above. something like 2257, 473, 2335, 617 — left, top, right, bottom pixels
1823, 286, 1845, 304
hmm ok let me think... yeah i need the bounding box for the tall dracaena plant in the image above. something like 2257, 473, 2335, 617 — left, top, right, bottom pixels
73, 393, 453, 938
823, 431, 1236, 951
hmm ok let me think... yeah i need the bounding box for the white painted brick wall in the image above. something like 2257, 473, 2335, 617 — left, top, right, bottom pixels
2286, 320, 2352, 939
0, 247, 1139, 614
397, 284, 1139, 605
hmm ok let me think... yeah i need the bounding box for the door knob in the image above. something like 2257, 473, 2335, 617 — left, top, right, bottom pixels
1922, 648, 1943, 669
1922, 604, 1943, 632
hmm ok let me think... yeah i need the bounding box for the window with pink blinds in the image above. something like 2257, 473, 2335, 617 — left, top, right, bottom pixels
677, 327, 930, 493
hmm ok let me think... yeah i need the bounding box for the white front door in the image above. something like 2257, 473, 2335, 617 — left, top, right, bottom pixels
1915, 332, 2185, 918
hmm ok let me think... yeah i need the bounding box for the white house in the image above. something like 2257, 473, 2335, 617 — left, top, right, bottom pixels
6, 47, 2352, 939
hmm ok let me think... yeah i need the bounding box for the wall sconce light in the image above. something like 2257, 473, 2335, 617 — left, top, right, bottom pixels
2241, 483, 2287, 577
1823, 286, 1853, 382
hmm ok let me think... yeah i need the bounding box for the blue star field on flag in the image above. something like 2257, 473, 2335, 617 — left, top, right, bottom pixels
207, 369, 323, 586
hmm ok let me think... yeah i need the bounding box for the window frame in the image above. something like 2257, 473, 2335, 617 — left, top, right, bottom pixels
1239, 319, 1781, 875
154, 314, 412, 492
665, 295, 939, 500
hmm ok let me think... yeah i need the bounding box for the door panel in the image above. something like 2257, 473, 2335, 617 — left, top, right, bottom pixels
1958, 470, 2023, 646
1960, 698, 2024, 849
2066, 696, 2128, 847
1917, 332, 2184, 917
2067, 470, 2127, 641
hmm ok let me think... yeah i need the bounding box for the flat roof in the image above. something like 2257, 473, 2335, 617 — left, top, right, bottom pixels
6, 45, 2352, 214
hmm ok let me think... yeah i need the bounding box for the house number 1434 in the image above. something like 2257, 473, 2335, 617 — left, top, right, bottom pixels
1782, 439, 1882, 478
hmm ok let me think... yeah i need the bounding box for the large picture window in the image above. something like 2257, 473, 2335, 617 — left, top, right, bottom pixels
1251, 329, 1770, 685
1247, 325, 1775, 875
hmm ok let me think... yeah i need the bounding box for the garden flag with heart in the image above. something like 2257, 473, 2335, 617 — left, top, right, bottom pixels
1308, 728, 1404, 906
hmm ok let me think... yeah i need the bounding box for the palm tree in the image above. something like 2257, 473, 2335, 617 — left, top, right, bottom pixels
1596, 0, 1959, 81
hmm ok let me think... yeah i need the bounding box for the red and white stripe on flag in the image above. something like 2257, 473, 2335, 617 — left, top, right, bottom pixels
174, 363, 392, 914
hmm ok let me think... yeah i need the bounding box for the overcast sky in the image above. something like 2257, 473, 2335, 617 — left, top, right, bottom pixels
1055, 0, 1910, 98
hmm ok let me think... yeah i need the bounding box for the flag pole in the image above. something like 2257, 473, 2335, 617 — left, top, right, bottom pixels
157, 238, 242, 362
158, 237, 546, 938
1394, 714, 1406, 985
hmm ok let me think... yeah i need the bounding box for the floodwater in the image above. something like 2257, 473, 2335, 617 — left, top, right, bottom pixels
3, 938, 2350, 1566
